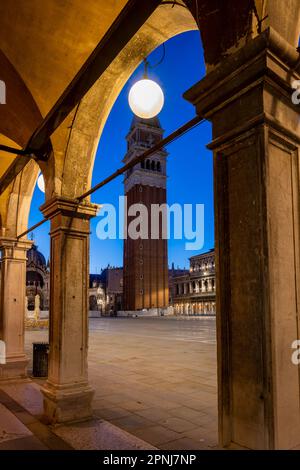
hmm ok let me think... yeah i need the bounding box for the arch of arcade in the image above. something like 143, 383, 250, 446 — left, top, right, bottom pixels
0, 0, 300, 449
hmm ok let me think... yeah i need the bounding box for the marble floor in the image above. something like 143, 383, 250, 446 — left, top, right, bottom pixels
1, 316, 218, 450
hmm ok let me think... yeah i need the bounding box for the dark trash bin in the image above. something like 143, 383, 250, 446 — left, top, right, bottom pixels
32, 342, 49, 377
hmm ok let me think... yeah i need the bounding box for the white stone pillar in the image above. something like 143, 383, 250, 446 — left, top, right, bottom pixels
40, 197, 98, 424
34, 294, 40, 321
0, 237, 32, 380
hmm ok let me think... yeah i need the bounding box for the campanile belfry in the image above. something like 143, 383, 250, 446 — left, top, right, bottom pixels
123, 115, 169, 311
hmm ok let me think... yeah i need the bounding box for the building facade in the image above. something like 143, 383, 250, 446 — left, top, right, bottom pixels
123, 115, 169, 311
26, 243, 50, 311
26, 246, 123, 316
26, 242, 215, 317
170, 249, 216, 315
89, 267, 123, 315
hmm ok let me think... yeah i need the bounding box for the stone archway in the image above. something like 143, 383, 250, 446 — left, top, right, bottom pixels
51, 4, 198, 199
34, 3, 203, 427
0, 0, 300, 450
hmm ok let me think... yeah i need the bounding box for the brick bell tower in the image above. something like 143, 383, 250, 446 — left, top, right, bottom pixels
123, 115, 169, 311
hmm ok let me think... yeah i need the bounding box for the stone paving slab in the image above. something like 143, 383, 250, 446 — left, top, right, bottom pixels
0, 388, 72, 450
54, 419, 156, 450
24, 316, 218, 450
0, 383, 155, 450
0, 402, 32, 444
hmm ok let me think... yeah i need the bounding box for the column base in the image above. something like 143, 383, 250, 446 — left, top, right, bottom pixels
41, 381, 94, 424
0, 356, 28, 381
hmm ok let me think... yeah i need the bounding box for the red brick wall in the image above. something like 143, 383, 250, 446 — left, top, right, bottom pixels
123, 184, 169, 310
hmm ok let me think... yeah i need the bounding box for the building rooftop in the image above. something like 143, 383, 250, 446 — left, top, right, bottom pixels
189, 249, 215, 261
27, 244, 47, 268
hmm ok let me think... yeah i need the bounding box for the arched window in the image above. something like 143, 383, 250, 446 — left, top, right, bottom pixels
26, 271, 44, 288
157, 161, 161, 172
151, 160, 155, 171
146, 159, 150, 170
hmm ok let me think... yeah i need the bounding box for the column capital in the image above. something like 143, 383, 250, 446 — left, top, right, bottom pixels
0, 237, 32, 260
184, 27, 300, 110
184, 27, 300, 148
40, 196, 99, 221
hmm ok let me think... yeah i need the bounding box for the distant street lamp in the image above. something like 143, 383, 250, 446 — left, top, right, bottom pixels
37, 173, 45, 193
128, 53, 165, 119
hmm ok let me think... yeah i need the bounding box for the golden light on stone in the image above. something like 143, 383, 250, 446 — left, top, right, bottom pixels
37, 173, 45, 193
128, 79, 164, 119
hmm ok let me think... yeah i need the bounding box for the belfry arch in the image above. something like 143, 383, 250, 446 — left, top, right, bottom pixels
0, 0, 300, 450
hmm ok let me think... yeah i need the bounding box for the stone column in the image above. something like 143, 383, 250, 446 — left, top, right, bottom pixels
0, 237, 32, 380
185, 28, 300, 450
40, 197, 98, 424
34, 294, 40, 321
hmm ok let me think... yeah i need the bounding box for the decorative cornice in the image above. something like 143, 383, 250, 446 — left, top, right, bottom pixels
0, 237, 32, 261
0, 237, 32, 250
184, 27, 300, 147
124, 170, 166, 193
184, 28, 300, 109
40, 196, 99, 220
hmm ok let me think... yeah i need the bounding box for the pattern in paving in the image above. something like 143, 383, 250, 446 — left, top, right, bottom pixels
25, 316, 218, 450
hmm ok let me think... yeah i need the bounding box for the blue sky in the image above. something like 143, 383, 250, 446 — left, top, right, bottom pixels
28, 30, 214, 272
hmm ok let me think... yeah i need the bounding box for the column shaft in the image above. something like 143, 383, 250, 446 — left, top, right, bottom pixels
40, 197, 98, 424
0, 238, 32, 380
185, 28, 300, 449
